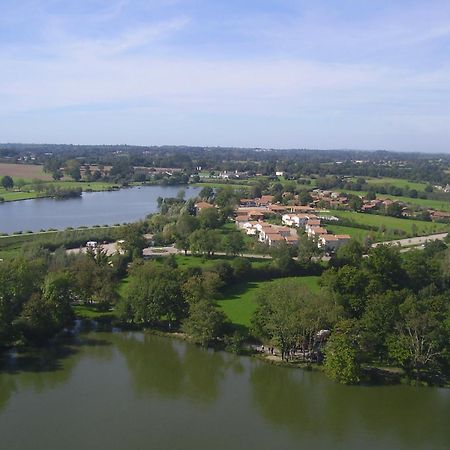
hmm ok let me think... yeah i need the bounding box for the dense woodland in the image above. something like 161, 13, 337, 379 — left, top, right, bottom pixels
2, 143, 450, 185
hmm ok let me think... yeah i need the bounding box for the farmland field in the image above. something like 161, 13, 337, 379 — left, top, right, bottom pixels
363, 177, 428, 191
330, 210, 449, 236
0, 163, 52, 180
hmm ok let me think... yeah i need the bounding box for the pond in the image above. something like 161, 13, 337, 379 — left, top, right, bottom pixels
0, 330, 448, 450
0, 185, 201, 233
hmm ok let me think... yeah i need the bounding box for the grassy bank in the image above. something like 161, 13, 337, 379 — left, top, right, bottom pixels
0, 225, 126, 260
0, 180, 120, 202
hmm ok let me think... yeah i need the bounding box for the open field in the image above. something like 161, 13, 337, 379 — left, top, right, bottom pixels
330, 210, 449, 237
0, 162, 52, 180
354, 177, 429, 191
218, 276, 320, 328
326, 224, 375, 241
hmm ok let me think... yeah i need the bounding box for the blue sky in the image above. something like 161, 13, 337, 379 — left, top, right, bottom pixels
1, 0, 450, 151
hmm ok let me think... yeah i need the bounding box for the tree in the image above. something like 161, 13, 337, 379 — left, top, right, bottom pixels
19, 273, 75, 342
402, 250, 440, 292
182, 272, 223, 304
249, 184, 262, 199
324, 321, 361, 384
270, 242, 296, 274
182, 299, 226, 346
387, 292, 449, 380
297, 233, 322, 264
0, 257, 46, 344
332, 240, 364, 268
42, 272, 75, 329
321, 266, 369, 318
175, 237, 190, 255
189, 229, 220, 256
198, 207, 220, 229
224, 231, 245, 256
122, 263, 186, 326
360, 291, 401, 359
348, 195, 363, 211
176, 213, 199, 238
298, 190, 312, 206
215, 186, 238, 209
1, 175, 14, 190
365, 245, 405, 294
199, 186, 214, 202
252, 281, 338, 361
64, 159, 81, 181
93, 283, 119, 311
386, 202, 403, 218
232, 257, 252, 279
122, 223, 146, 258
19, 294, 57, 342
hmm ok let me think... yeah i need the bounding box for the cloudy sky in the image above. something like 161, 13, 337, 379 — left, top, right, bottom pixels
1, 0, 450, 151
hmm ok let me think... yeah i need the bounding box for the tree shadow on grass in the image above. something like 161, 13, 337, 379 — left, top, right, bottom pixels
220, 280, 260, 300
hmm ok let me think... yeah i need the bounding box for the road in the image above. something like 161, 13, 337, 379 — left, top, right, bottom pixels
372, 232, 448, 248
68, 232, 449, 260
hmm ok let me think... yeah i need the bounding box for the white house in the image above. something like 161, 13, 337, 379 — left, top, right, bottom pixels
282, 213, 310, 228
307, 226, 328, 238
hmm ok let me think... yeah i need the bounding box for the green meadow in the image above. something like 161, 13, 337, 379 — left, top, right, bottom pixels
217, 276, 320, 328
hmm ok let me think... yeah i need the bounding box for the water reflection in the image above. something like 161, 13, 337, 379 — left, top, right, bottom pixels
250, 363, 450, 450
113, 332, 226, 404
0, 334, 113, 412
0, 331, 449, 450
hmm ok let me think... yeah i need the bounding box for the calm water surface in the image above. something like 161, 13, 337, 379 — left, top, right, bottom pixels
0, 330, 448, 450
0, 185, 201, 233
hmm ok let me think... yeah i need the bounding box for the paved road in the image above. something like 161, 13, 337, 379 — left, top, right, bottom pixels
67, 242, 121, 256
68, 232, 449, 260
372, 232, 448, 248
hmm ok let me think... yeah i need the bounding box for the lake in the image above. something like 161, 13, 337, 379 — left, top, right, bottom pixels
0, 330, 448, 450
0, 185, 201, 233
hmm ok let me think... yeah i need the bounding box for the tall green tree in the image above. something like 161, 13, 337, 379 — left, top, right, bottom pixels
388, 292, 449, 380
182, 299, 226, 347
1, 175, 14, 190
324, 320, 361, 384
224, 231, 245, 256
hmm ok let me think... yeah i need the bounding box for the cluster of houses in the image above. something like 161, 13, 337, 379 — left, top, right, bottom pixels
235, 195, 351, 252
310, 189, 450, 222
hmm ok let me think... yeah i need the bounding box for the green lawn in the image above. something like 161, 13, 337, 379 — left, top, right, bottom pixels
0, 189, 40, 201
217, 276, 320, 328
326, 224, 373, 241
73, 304, 118, 320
